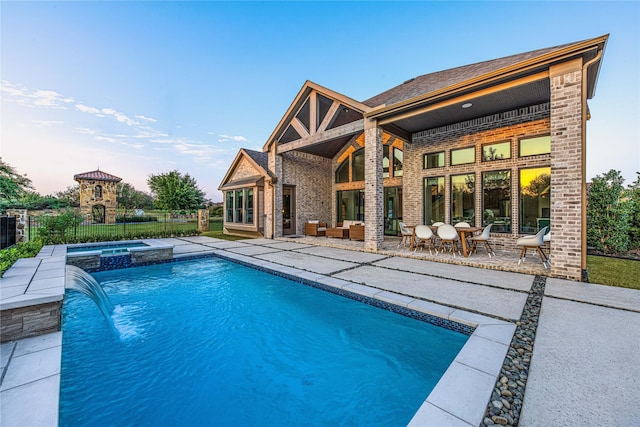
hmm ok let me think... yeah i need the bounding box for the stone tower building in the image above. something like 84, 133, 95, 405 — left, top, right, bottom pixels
74, 170, 122, 224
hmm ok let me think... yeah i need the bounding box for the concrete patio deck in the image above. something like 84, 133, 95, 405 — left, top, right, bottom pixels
1, 236, 638, 426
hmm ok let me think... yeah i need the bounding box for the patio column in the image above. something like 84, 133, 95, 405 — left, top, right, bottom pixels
266, 144, 283, 238
364, 117, 384, 251
549, 58, 584, 281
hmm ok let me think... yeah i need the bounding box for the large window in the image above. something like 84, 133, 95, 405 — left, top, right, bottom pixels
337, 190, 365, 222
352, 149, 365, 181
225, 188, 255, 224
451, 174, 475, 224
483, 170, 511, 233
225, 191, 234, 222
336, 159, 349, 183
234, 190, 244, 223
451, 147, 475, 166
520, 135, 551, 157
424, 176, 445, 225
245, 189, 254, 224
482, 141, 511, 161
424, 152, 445, 169
520, 167, 551, 234
393, 148, 403, 177
95, 185, 102, 198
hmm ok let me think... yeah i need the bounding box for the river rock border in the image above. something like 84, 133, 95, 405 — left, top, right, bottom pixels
481, 275, 546, 426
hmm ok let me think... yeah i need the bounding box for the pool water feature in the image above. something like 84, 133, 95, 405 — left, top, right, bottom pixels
66, 242, 149, 254
60, 258, 469, 426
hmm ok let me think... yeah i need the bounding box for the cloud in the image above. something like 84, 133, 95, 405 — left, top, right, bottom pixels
218, 134, 248, 143
32, 120, 64, 127
101, 108, 139, 126
95, 135, 144, 150
76, 103, 106, 116
1, 81, 73, 109
135, 115, 157, 123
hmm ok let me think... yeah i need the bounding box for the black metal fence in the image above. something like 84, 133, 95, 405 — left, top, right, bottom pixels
1, 216, 17, 249
26, 212, 223, 243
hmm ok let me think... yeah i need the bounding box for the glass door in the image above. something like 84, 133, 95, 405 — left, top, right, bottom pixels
282, 186, 294, 235
384, 187, 402, 235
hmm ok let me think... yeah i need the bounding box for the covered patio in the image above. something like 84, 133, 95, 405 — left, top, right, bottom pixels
282, 233, 551, 277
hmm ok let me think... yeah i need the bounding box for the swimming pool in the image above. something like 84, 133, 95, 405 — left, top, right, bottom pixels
60, 258, 469, 426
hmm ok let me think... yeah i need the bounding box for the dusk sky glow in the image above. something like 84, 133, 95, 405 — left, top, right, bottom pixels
2, 1, 638, 202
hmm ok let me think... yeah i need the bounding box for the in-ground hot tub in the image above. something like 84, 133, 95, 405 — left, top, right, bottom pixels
66, 240, 174, 271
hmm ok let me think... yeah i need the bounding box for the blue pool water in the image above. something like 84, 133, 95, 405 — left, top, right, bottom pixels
66, 242, 148, 253
60, 258, 469, 426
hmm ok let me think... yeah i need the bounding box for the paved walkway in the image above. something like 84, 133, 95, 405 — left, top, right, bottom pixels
1, 236, 638, 426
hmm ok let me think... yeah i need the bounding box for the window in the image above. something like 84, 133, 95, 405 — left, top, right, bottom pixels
226, 188, 255, 224
245, 189, 254, 224
352, 149, 365, 181
424, 152, 444, 169
482, 141, 511, 161
482, 170, 511, 233
383, 145, 390, 178
424, 176, 445, 225
95, 185, 102, 198
520, 135, 551, 157
451, 174, 475, 224
393, 148, 403, 177
225, 191, 234, 222
335, 159, 349, 183
234, 190, 244, 223
337, 190, 365, 222
451, 147, 475, 166
520, 167, 551, 234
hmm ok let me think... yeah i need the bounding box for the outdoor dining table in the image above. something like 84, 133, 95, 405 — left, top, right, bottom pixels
408, 225, 482, 257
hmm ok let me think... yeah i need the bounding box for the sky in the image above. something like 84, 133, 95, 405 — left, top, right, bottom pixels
1, 1, 639, 203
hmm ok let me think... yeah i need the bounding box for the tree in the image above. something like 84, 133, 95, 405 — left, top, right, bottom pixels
147, 170, 205, 211
55, 185, 80, 208
116, 182, 155, 213
626, 172, 640, 250
0, 158, 34, 203
587, 169, 630, 253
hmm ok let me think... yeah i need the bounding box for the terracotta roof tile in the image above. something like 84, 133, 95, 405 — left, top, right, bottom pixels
73, 170, 122, 182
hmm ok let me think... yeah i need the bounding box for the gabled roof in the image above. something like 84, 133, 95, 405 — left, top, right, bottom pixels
263, 81, 372, 152
218, 148, 275, 191
73, 170, 122, 183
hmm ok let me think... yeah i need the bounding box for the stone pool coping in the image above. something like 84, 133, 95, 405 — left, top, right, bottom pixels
1, 239, 516, 427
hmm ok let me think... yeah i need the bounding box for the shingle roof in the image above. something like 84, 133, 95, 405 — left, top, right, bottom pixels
362, 42, 576, 108
73, 170, 122, 182
244, 149, 269, 172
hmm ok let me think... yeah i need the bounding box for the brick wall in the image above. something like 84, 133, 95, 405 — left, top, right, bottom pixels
281, 151, 332, 234
549, 61, 584, 280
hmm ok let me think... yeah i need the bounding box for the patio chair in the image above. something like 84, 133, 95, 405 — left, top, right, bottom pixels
470, 224, 495, 257
397, 222, 413, 248
516, 226, 549, 268
413, 225, 435, 254
454, 222, 471, 228
304, 221, 327, 237
436, 224, 461, 257
432, 221, 445, 227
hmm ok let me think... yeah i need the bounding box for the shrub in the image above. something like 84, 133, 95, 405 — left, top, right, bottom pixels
0, 239, 43, 276
587, 170, 630, 253
37, 210, 84, 244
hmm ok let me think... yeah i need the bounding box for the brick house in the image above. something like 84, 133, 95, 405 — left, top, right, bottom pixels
219, 35, 608, 280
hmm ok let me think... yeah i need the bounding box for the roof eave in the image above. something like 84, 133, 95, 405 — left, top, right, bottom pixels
365, 34, 609, 121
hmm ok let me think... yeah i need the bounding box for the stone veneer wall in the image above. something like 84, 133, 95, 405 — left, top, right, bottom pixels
0, 301, 61, 343
77, 179, 119, 224
5, 209, 27, 243
404, 103, 551, 254
281, 151, 332, 235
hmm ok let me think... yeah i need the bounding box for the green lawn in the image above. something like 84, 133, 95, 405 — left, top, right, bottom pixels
200, 230, 250, 241
587, 255, 640, 290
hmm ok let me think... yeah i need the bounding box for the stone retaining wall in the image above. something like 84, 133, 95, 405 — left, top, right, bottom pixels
0, 301, 62, 343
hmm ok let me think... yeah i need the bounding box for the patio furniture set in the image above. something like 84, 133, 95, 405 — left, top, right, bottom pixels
304, 220, 365, 241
